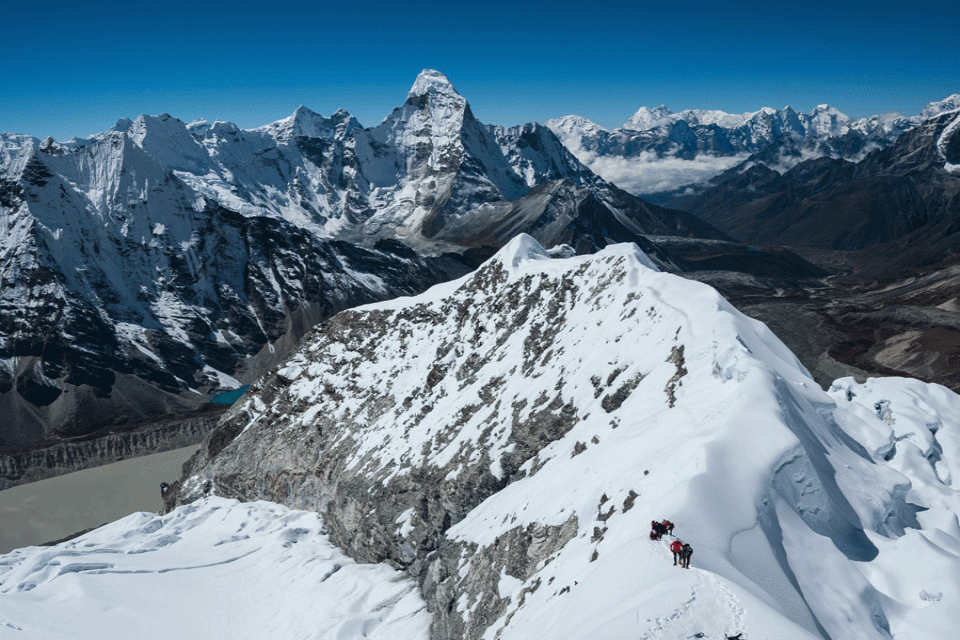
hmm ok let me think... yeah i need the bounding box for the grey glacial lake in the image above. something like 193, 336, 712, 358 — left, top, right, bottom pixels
0, 445, 198, 554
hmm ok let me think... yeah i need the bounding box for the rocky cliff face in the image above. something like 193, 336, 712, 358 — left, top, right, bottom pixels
0, 412, 222, 489
168, 235, 960, 640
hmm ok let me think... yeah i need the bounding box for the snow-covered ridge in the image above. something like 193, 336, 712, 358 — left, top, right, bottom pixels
937, 110, 960, 172
922, 93, 960, 120
164, 235, 960, 640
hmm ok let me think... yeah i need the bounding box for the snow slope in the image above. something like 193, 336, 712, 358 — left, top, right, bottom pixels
158, 235, 960, 640
0, 497, 431, 640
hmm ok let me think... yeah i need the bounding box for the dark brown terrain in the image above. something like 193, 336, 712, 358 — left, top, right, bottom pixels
661, 109, 960, 394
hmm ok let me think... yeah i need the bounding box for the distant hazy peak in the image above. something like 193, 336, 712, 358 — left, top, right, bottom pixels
623, 105, 674, 131
545, 115, 609, 136
922, 94, 960, 120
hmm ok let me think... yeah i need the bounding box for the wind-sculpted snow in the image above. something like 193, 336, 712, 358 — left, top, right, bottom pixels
167, 235, 960, 640
0, 497, 431, 640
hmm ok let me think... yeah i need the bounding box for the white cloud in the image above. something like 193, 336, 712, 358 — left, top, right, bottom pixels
562, 140, 751, 194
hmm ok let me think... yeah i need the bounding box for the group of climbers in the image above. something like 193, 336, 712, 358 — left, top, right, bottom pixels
649, 518, 693, 568
648, 519, 673, 540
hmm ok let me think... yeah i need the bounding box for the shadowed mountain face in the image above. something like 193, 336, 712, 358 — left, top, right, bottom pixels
1, 70, 750, 450
661, 109, 960, 395
667, 110, 960, 273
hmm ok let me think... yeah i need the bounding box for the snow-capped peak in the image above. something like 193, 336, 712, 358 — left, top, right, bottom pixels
922, 93, 960, 120
253, 105, 359, 142
127, 113, 212, 174
806, 103, 851, 136
276, 105, 327, 138
544, 115, 609, 138
623, 104, 674, 130
408, 68, 460, 99
678, 108, 751, 128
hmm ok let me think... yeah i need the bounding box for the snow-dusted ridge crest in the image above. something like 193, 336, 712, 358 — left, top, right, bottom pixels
161, 234, 960, 640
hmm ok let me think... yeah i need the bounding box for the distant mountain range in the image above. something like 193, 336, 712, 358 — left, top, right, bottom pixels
2, 69, 956, 458
547, 95, 960, 195
0, 70, 735, 449
664, 109, 960, 273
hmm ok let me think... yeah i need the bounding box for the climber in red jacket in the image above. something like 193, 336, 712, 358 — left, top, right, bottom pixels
670, 539, 684, 565
662, 519, 674, 536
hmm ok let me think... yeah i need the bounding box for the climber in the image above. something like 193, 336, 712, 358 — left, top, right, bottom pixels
680, 542, 693, 568
650, 520, 663, 540
670, 538, 684, 565
649, 528, 659, 541
662, 519, 674, 536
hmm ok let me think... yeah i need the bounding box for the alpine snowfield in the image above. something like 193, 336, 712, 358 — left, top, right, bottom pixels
0, 498, 431, 640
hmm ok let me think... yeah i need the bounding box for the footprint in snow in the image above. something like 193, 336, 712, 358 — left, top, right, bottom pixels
641, 570, 746, 640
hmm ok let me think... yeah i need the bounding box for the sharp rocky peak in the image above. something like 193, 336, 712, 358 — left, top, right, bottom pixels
111, 117, 133, 133
408, 69, 462, 100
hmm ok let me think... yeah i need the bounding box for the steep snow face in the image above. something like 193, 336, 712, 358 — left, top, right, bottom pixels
623, 104, 675, 131
936, 111, 960, 172
0, 124, 464, 446
0, 497, 432, 640
487, 122, 600, 189
170, 235, 960, 640
407, 68, 458, 99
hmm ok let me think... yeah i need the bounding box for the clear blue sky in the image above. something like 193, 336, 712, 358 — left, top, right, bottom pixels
3, 0, 958, 141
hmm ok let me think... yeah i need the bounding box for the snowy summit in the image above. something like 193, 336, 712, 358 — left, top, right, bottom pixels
408, 69, 459, 99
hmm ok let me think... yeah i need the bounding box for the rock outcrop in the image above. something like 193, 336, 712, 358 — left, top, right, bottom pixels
0, 412, 222, 489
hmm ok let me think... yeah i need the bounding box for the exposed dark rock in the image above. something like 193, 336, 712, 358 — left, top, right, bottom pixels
0, 411, 222, 489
